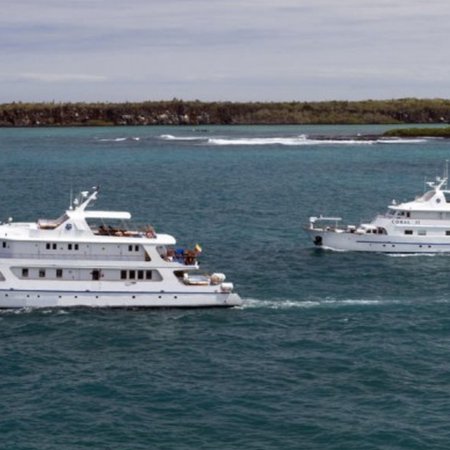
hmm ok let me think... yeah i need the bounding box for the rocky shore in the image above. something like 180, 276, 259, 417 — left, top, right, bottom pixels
1, 98, 450, 127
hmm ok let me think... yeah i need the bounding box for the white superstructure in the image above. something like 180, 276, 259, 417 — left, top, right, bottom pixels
307, 169, 450, 253
0, 187, 241, 308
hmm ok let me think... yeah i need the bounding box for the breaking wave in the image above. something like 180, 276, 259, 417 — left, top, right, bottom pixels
159, 134, 206, 141
158, 134, 428, 146
97, 137, 140, 142
206, 135, 377, 146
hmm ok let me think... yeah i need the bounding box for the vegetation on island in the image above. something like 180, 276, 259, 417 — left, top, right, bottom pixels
383, 126, 450, 138
1, 98, 450, 127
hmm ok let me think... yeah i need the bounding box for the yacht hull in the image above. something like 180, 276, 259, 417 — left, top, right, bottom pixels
309, 229, 450, 253
0, 290, 242, 309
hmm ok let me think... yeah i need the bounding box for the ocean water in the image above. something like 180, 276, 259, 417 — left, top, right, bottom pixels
2, 125, 450, 449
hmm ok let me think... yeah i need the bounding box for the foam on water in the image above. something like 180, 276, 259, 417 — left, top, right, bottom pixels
160, 134, 206, 141
207, 135, 377, 146
98, 137, 128, 142
377, 138, 428, 144
242, 297, 395, 309
158, 134, 428, 146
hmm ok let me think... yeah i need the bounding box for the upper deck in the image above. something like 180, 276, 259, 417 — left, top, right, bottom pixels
0, 187, 176, 246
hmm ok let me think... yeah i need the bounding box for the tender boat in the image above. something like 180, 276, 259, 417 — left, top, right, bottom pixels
0, 187, 241, 308
307, 168, 450, 253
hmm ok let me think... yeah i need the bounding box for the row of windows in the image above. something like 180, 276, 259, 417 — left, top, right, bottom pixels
403, 230, 450, 236
22, 268, 63, 278
45, 243, 140, 251
2, 242, 142, 253
21, 267, 154, 281
45, 242, 79, 250
121, 270, 153, 280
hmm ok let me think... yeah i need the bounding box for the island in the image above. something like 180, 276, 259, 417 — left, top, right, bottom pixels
1, 98, 450, 127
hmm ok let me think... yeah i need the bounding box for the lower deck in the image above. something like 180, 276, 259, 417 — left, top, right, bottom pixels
0, 289, 242, 308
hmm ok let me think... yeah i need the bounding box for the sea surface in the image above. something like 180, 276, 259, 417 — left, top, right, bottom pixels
1, 125, 450, 449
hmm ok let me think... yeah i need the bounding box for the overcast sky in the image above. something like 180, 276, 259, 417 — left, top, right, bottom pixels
2, 0, 450, 103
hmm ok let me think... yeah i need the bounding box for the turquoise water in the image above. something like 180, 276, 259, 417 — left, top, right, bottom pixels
2, 125, 450, 449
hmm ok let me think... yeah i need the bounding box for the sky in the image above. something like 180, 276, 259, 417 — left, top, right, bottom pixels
2, 0, 450, 103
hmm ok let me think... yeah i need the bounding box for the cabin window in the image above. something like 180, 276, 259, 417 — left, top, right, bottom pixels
404, 230, 413, 235
22, 268, 29, 278
92, 269, 100, 281
121, 270, 127, 280
135, 245, 139, 252
39, 269, 46, 278
129, 270, 136, 280
137, 270, 144, 280
68, 243, 72, 250
56, 269, 63, 278
128, 245, 133, 252
46, 243, 50, 250
2, 242, 6, 248
406, 212, 411, 218
75, 244, 79, 251
418, 230, 427, 236
146, 270, 152, 280
446, 231, 450, 236
52, 243, 57, 250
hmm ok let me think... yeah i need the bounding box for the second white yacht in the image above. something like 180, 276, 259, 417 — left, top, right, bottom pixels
307, 169, 450, 253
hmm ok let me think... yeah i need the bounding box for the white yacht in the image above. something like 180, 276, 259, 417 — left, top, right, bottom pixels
307, 170, 450, 253
0, 187, 241, 308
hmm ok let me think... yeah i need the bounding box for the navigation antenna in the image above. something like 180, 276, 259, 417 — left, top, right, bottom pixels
69, 187, 73, 210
